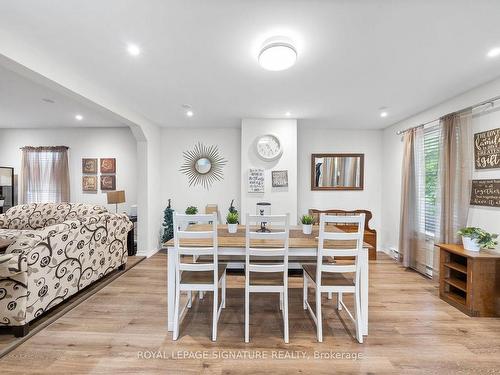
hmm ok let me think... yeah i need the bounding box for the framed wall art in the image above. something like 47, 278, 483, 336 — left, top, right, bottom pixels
248, 168, 264, 193
272, 170, 288, 188
82, 158, 98, 174
82, 176, 98, 192
100, 158, 116, 174
474, 128, 500, 170
100, 175, 116, 191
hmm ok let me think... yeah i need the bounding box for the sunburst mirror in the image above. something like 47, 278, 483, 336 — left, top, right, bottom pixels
180, 142, 228, 189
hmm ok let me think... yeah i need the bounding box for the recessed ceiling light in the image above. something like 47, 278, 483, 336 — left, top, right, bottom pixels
75, 114, 83, 121
186, 110, 194, 117
285, 112, 291, 117
380, 111, 388, 118
487, 47, 500, 58
127, 43, 141, 56
258, 36, 297, 71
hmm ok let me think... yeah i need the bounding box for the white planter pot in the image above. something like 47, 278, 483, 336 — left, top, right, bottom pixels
0, 200, 4, 207
228, 223, 238, 234
462, 236, 480, 252
302, 224, 313, 235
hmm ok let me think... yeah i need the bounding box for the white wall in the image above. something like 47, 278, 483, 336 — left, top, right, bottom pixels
297, 122, 383, 249
240, 119, 298, 223
0, 127, 137, 214
382, 76, 500, 252
160, 127, 241, 222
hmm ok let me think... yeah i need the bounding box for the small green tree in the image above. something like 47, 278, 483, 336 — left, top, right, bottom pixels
162, 199, 174, 243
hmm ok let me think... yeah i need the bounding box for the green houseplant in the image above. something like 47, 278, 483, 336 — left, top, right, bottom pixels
300, 214, 315, 235
185, 206, 198, 215
457, 227, 498, 251
226, 212, 239, 234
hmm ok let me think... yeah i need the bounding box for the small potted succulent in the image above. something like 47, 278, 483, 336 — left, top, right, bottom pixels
300, 214, 314, 235
185, 206, 198, 215
226, 212, 239, 234
457, 227, 498, 252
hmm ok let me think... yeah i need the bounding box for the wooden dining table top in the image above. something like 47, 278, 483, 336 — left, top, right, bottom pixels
164, 224, 373, 250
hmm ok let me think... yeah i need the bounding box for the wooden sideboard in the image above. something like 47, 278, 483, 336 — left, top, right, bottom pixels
308, 209, 377, 260
437, 243, 500, 317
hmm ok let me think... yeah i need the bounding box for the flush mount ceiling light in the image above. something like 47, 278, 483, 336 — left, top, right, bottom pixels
75, 114, 83, 121
127, 43, 141, 56
487, 47, 500, 58
258, 36, 297, 71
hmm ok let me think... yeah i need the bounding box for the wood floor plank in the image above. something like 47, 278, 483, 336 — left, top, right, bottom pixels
0, 253, 499, 374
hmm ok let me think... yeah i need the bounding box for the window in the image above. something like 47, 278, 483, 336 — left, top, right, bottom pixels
21, 146, 70, 204
423, 125, 440, 235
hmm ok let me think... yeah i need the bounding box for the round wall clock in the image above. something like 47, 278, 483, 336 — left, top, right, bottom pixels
256, 134, 283, 161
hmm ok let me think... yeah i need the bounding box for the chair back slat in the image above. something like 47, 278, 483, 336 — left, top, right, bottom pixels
248, 248, 286, 257
174, 213, 218, 285
248, 264, 285, 273
247, 231, 288, 240
179, 263, 215, 272
316, 213, 365, 286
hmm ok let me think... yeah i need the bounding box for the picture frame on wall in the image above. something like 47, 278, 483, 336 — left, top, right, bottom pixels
248, 168, 264, 193
82, 158, 98, 174
100, 175, 116, 191
272, 170, 288, 188
82, 176, 98, 191
100, 158, 116, 174
474, 128, 500, 170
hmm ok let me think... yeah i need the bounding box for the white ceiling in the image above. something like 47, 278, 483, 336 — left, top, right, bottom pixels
1, 0, 500, 129
0, 64, 125, 128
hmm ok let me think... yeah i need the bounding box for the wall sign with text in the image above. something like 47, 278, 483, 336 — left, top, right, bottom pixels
248, 168, 264, 193
474, 128, 500, 169
470, 179, 500, 207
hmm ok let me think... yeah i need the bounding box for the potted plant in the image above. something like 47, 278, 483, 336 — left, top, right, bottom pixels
226, 212, 239, 234
300, 214, 314, 235
185, 206, 198, 215
457, 227, 498, 252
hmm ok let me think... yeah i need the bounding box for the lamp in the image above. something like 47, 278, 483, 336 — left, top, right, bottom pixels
107, 190, 126, 213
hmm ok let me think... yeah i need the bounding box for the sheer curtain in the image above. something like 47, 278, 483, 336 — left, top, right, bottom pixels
434, 110, 473, 274
399, 126, 429, 274
21, 146, 70, 204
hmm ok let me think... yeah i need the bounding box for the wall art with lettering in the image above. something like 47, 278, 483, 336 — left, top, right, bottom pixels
470, 179, 500, 207
248, 168, 264, 193
474, 128, 500, 170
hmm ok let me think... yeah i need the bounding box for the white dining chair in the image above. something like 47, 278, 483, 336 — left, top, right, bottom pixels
173, 213, 226, 341
245, 213, 290, 343
303, 213, 365, 343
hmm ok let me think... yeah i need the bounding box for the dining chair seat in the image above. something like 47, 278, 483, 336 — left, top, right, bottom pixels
181, 264, 227, 284
303, 265, 354, 286
249, 272, 284, 286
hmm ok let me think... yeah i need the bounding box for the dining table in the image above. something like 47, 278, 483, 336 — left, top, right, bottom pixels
164, 224, 372, 337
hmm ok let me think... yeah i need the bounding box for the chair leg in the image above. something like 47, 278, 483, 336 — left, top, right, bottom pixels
328, 292, 333, 300
279, 291, 283, 311
221, 273, 226, 309
199, 291, 204, 300
245, 286, 250, 343
354, 289, 363, 344
187, 291, 192, 309
316, 288, 323, 342
337, 292, 343, 311
212, 287, 218, 341
303, 274, 308, 310
283, 287, 289, 344
173, 286, 181, 340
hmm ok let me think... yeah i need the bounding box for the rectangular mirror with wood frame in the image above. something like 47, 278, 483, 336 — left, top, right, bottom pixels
311, 153, 364, 190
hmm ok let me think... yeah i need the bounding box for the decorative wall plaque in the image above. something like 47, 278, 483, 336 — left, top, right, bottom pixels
470, 179, 500, 207
82, 176, 97, 191
272, 170, 288, 188
100, 175, 116, 191
248, 168, 264, 193
82, 158, 98, 174
474, 128, 500, 170
100, 158, 116, 173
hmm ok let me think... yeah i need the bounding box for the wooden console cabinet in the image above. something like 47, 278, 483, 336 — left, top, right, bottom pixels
437, 243, 500, 317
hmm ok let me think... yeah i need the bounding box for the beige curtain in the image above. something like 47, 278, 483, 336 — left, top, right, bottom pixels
434, 110, 473, 273
21, 146, 70, 204
399, 126, 428, 273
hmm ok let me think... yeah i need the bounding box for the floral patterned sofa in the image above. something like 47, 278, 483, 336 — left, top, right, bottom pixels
0, 203, 133, 336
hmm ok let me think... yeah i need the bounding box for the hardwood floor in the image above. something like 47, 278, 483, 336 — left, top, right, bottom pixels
1, 253, 499, 374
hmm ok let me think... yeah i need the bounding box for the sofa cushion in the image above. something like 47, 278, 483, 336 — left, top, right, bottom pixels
1, 203, 107, 230
0, 253, 27, 277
